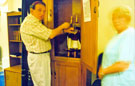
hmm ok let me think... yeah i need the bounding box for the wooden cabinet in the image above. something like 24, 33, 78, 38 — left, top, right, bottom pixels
4, 65, 21, 86
43, 0, 99, 86
54, 58, 81, 86
4, 12, 22, 86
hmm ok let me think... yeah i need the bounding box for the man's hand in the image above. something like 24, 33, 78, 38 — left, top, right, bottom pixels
64, 27, 75, 34
60, 22, 70, 29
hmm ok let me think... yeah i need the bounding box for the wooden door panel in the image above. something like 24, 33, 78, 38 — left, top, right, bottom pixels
55, 63, 66, 86
81, 0, 98, 74
65, 66, 80, 86
55, 61, 81, 86
5, 71, 18, 86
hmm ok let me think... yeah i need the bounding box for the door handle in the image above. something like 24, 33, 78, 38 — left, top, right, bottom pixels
54, 71, 56, 79
94, 7, 96, 13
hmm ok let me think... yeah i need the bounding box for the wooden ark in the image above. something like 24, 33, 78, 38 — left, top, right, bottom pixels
43, 0, 99, 86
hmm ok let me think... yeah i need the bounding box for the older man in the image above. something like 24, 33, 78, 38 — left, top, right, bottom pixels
20, 1, 74, 86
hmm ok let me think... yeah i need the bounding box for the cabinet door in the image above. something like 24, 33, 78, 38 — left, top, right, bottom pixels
5, 71, 21, 86
81, 0, 98, 74
17, 73, 21, 86
55, 61, 81, 86
5, 71, 18, 86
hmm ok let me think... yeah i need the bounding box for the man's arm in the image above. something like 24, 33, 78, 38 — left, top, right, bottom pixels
49, 22, 74, 39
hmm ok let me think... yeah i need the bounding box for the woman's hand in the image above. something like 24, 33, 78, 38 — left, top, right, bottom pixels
98, 66, 104, 79
98, 61, 130, 79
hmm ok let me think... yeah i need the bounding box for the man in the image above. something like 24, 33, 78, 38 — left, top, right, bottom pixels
20, 1, 74, 86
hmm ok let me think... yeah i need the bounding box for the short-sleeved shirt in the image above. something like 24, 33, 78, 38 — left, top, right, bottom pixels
101, 27, 135, 86
20, 14, 52, 53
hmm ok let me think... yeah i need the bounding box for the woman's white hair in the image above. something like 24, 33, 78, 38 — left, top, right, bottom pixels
112, 5, 132, 22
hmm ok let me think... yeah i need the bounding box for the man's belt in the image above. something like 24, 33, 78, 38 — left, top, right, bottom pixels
29, 50, 51, 54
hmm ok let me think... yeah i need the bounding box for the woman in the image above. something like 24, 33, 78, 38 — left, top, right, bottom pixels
98, 6, 135, 86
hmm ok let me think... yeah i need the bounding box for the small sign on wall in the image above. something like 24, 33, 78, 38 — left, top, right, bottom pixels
82, 0, 91, 22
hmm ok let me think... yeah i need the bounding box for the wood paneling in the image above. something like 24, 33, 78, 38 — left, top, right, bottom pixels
81, 0, 98, 74
43, 0, 54, 28
4, 65, 21, 86
55, 60, 81, 86
5, 71, 18, 86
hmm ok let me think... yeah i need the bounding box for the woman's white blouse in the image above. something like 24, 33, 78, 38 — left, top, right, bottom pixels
102, 27, 135, 86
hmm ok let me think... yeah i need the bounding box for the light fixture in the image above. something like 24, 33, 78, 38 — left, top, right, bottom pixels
0, 0, 7, 6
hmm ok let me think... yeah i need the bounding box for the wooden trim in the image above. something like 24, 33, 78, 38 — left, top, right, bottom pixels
10, 55, 22, 59
4, 65, 21, 73
53, 56, 80, 62
7, 12, 22, 16
9, 40, 22, 42
9, 24, 21, 26
81, 63, 87, 86
81, 61, 96, 74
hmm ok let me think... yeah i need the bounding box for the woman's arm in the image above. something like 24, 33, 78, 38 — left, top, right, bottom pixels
98, 61, 130, 79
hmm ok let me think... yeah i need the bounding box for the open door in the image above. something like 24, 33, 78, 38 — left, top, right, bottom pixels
81, 0, 98, 74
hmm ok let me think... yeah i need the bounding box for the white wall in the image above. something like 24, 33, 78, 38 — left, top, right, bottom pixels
0, 10, 1, 64
0, 12, 9, 68
98, 0, 135, 55
0, 3, 9, 68
8, 0, 22, 12
0, 0, 22, 68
